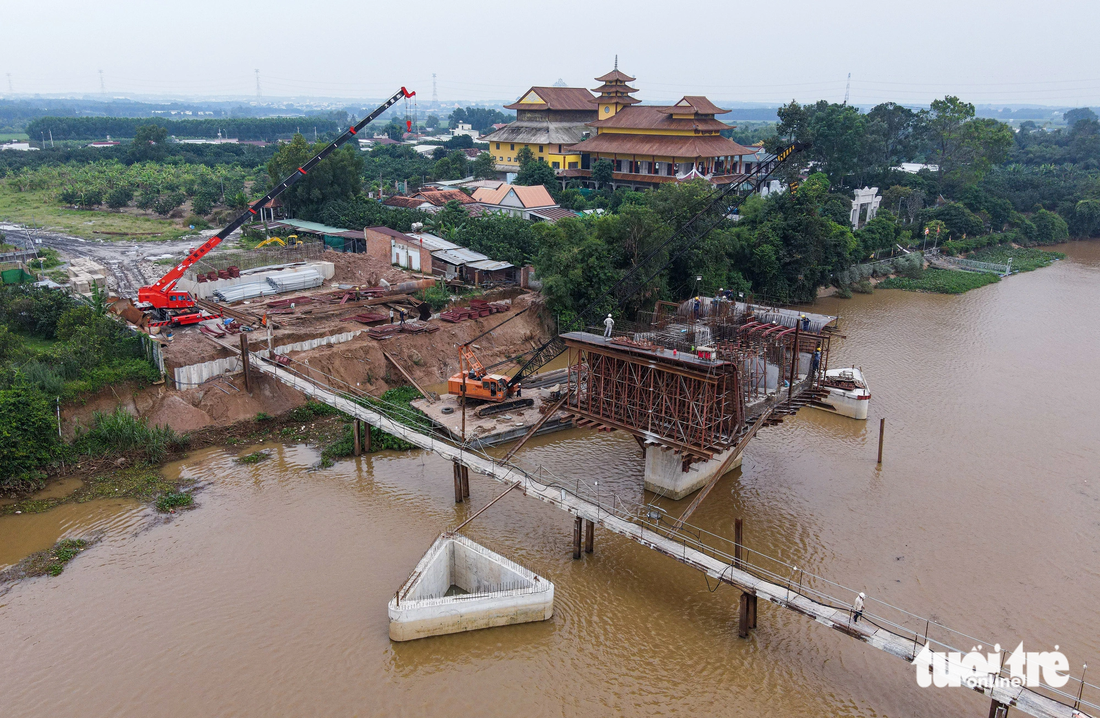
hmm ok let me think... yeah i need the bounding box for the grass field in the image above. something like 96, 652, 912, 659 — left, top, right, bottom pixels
0, 133, 31, 142
968, 246, 1065, 272
0, 188, 191, 241
878, 268, 1002, 294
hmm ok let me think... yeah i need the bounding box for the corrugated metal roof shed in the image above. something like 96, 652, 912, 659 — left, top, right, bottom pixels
467, 259, 514, 271
407, 232, 459, 252
432, 247, 489, 266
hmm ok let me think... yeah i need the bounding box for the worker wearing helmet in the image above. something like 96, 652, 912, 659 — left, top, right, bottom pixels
603, 313, 615, 339
801, 314, 810, 332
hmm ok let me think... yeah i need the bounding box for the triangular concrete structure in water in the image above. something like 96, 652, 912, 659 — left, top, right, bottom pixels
388, 532, 554, 641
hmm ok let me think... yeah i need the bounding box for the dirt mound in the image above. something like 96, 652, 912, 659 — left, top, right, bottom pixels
325, 249, 416, 286
144, 394, 213, 433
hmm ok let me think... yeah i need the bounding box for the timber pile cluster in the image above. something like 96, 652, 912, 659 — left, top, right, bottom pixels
440, 300, 511, 323
366, 322, 440, 340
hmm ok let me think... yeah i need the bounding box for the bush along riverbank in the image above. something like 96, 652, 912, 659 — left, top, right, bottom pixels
878, 268, 1002, 294
0, 537, 97, 584
1, 389, 431, 513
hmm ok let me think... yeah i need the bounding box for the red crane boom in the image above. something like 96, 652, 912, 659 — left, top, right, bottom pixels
138, 86, 415, 324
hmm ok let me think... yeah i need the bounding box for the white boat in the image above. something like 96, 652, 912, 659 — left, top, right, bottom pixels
813, 367, 871, 420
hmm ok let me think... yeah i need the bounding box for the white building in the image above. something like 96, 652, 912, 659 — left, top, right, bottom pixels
0, 141, 38, 151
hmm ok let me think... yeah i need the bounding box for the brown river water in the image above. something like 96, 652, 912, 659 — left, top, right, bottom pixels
1, 242, 1098, 717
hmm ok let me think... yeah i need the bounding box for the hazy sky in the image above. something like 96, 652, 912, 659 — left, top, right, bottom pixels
5, 0, 1100, 107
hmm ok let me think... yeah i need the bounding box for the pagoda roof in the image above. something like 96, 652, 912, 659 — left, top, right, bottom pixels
504, 86, 596, 111
587, 105, 730, 131
595, 68, 636, 82
592, 82, 638, 94
671, 96, 730, 115
567, 133, 756, 158
480, 121, 591, 145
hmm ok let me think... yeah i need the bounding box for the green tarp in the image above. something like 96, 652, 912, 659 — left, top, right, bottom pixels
1, 268, 34, 284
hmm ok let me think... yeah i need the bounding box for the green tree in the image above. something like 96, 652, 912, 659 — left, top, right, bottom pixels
515, 159, 557, 188
863, 102, 919, 172
0, 388, 56, 491
472, 151, 496, 179
126, 123, 170, 163
425, 115, 440, 130
591, 158, 614, 189
385, 121, 405, 141
190, 190, 215, 216
106, 184, 134, 209
924, 96, 975, 182
1064, 107, 1098, 127
266, 133, 364, 218
153, 192, 185, 216
515, 146, 535, 168
533, 218, 620, 322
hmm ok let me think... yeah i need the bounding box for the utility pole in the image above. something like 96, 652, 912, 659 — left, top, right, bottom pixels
255, 69, 262, 99
6, 73, 12, 94
432, 73, 438, 108
843, 73, 851, 105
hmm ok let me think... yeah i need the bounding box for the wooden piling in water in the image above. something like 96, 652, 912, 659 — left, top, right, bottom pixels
584, 519, 594, 553
739, 593, 751, 638
453, 462, 463, 504
877, 418, 885, 464
988, 698, 1009, 718
461, 465, 470, 499
239, 333, 251, 392
362, 421, 371, 452
734, 518, 743, 571
353, 420, 361, 456
573, 516, 582, 560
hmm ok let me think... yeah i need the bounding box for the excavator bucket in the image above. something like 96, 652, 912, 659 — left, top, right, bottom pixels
108, 297, 149, 329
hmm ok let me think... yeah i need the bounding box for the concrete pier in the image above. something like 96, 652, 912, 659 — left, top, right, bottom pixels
644, 443, 743, 500
388, 533, 554, 641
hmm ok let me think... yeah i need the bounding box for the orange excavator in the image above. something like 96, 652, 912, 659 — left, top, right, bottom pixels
447, 345, 521, 404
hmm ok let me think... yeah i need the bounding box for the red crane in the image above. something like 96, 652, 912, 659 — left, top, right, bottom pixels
137, 87, 415, 326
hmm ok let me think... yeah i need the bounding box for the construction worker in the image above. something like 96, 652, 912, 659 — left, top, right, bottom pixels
801, 314, 810, 332
389, 308, 395, 324
603, 313, 614, 338
852, 592, 865, 623
811, 345, 822, 377
399, 309, 406, 326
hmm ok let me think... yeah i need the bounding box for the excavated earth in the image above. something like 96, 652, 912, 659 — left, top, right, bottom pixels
63, 291, 551, 437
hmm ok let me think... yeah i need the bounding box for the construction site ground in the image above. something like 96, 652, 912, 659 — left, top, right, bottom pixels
412, 383, 572, 448
63, 287, 551, 438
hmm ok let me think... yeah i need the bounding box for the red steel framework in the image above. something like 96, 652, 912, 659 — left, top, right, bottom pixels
563, 333, 742, 460
560, 300, 836, 461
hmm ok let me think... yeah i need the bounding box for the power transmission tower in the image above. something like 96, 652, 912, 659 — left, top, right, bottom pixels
843, 73, 851, 105
432, 73, 438, 108
255, 69, 262, 99
99, 69, 105, 95
6, 73, 12, 94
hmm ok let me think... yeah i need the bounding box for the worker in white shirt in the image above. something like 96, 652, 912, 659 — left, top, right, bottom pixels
603, 313, 615, 338
852, 592, 865, 623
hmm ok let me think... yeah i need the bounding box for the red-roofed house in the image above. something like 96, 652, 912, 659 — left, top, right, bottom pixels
382, 189, 477, 214
472, 183, 560, 220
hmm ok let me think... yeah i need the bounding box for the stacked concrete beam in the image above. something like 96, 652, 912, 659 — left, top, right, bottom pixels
66, 257, 108, 295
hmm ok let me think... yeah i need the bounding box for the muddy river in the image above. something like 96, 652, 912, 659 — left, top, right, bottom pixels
1, 243, 1098, 717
